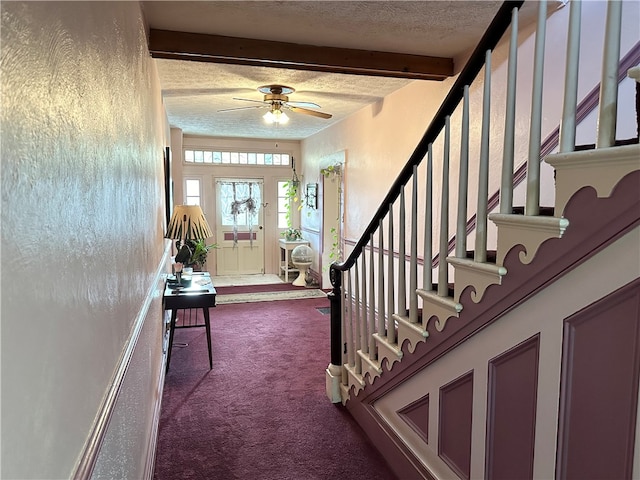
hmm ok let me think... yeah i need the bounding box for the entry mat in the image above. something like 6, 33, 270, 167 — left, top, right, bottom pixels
216, 289, 327, 305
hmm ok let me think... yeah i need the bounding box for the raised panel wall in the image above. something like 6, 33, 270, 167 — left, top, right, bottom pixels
398, 394, 430, 444
439, 371, 474, 480
556, 278, 640, 479
485, 334, 540, 480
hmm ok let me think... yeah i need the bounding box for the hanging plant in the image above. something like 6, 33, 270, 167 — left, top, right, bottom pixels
282, 180, 303, 228
321, 163, 342, 178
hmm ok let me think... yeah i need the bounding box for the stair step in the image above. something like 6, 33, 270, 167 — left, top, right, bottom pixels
511, 206, 555, 216
423, 283, 455, 298
464, 249, 497, 263
574, 137, 639, 151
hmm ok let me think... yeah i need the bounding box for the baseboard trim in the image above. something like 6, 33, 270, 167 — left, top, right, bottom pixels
144, 321, 169, 480
348, 402, 436, 480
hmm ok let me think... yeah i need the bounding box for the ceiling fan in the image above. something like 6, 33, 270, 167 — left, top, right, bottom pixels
218, 85, 333, 124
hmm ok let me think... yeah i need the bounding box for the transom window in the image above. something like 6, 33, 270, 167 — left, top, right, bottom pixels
184, 149, 291, 166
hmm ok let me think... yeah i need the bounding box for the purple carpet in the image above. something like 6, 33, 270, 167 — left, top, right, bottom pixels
153, 296, 397, 480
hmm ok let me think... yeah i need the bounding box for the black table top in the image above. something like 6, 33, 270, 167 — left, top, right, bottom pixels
163, 272, 217, 310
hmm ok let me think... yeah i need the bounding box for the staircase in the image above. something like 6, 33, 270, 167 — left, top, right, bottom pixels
325, 1, 640, 478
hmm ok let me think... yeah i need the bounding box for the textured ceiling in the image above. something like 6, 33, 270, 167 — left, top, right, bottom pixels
142, 1, 507, 140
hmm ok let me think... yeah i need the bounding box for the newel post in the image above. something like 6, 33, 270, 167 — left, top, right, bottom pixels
325, 264, 343, 403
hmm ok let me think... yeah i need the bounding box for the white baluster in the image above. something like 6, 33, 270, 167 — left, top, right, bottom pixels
423, 144, 434, 292
596, 0, 622, 149
398, 187, 407, 316
559, 0, 582, 153
341, 271, 348, 385
377, 219, 385, 339
500, 6, 519, 213
456, 85, 470, 257
387, 204, 396, 343
346, 270, 354, 369
409, 166, 419, 323
369, 235, 376, 358
475, 50, 492, 263
526, 0, 547, 216
360, 251, 368, 357
438, 117, 451, 297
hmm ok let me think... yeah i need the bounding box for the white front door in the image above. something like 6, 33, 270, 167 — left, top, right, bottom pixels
215, 178, 264, 275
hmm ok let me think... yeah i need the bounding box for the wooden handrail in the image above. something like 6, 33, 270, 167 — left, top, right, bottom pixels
330, 1, 525, 277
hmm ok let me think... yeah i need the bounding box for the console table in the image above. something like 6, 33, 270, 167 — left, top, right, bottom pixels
163, 272, 217, 371
279, 239, 310, 282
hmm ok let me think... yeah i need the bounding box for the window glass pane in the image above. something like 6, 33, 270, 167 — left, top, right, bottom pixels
282, 154, 290, 166
264, 153, 272, 165
273, 154, 281, 165
230, 152, 239, 164
277, 181, 289, 228
248, 153, 257, 164
257, 153, 265, 165
184, 150, 194, 162
186, 197, 200, 206
213, 151, 222, 163
239, 152, 248, 164
185, 179, 200, 196
203, 151, 213, 163
221, 152, 231, 164
219, 181, 262, 226
194, 151, 204, 163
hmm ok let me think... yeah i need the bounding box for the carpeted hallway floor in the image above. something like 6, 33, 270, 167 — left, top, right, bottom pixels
153, 282, 397, 480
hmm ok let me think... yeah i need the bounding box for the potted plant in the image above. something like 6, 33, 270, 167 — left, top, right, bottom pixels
282, 227, 303, 241
174, 238, 218, 270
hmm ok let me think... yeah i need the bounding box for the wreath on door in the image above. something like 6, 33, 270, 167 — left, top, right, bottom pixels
229, 183, 258, 247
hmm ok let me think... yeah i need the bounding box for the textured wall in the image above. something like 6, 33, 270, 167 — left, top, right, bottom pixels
1, 2, 167, 478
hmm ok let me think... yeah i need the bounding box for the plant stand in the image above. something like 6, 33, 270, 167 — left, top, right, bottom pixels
279, 239, 310, 282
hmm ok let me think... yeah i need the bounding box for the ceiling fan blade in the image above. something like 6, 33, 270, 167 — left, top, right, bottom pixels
232, 97, 268, 105
288, 106, 333, 119
218, 105, 267, 113
285, 101, 322, 109
162, 88, 255, 98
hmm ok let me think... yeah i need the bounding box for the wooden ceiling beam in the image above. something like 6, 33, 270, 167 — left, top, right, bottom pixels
149, 29, 453, 81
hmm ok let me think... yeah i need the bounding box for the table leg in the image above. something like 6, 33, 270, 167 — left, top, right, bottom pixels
285, 248, 289, 282
166, 309, 178, 372
203, 307, 213, 369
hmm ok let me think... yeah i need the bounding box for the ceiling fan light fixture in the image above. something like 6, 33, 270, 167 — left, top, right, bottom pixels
275, 110, 289, 124
263, 107, 289, 125
263, 110, 275, 124
223, 84, 331, 123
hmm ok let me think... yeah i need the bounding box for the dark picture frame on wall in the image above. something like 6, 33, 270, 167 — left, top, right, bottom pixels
306, 183, 318, 209
164, 146, 173, 227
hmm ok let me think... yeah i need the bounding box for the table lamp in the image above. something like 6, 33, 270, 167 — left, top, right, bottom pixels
166, 205, 213, 273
